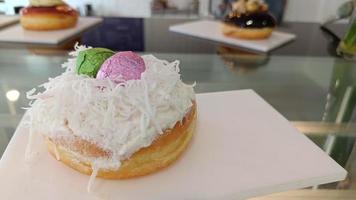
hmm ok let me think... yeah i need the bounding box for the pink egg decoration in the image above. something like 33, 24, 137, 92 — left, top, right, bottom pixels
96, 51, 146, 84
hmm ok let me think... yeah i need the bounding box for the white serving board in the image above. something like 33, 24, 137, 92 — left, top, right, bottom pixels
0, 15, 19, 29
0, 90, 346, 200
0, 17, 102, 45
169, 20, 296, 52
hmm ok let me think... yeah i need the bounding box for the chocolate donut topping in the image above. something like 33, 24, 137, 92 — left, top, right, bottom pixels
224, 12, 276, 28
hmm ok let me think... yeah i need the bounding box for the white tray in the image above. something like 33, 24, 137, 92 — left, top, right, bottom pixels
0, 90, 346, 200
169, 20, 296, 52
0, 15, 19, 29
0, 17, 102, 45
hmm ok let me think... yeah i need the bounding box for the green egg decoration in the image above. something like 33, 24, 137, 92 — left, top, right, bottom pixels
76, 48, 114, 77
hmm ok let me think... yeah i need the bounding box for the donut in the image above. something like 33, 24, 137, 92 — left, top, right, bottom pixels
46, 102, 196, 179
222, 12, 276, 40
20, 4, 78, 30
26, 45, 196, 191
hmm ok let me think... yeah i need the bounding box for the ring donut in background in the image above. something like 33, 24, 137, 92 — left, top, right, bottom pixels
26, 45, 197, 192
221, 0, 276, 40
20, 0, 78, 30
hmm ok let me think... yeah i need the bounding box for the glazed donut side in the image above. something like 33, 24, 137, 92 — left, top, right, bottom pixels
46, 102, 197, 179
20, 5, 78, 30
221, 23, 273, 39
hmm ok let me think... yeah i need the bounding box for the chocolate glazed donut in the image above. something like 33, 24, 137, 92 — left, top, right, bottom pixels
222, 12, 277, 40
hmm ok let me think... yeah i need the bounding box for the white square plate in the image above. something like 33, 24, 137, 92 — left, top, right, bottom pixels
0, 17, 102, 45
0, 90, 346, 200
169, 20, 296, 52
0, 15, 19, 29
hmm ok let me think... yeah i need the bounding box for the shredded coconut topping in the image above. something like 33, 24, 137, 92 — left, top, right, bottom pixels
27, 45, 195, 171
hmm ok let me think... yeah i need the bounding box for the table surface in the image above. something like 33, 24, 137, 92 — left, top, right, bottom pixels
0, 15, 18, 29
0, 17, 355, 199
0, 17, 346, 56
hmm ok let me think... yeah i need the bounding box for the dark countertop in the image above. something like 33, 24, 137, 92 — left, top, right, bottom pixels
82, 18, 346, 57
140, 19, 346, 56
0, 17, 347, 57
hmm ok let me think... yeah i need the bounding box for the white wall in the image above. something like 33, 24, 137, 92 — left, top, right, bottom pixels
83, 0, 151, 17
283, 0, 349, 22
3, 0, 27, 14
198, 0, 350, 23
2, 0, 351, 22
3, 0, 152, 17
283, 0, 323, 22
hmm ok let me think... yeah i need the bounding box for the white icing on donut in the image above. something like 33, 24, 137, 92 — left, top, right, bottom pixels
29, 0, 65, 7
26, 44, 195, 172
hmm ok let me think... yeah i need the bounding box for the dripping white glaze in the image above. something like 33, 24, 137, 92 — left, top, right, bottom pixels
87, 166, 99, 193
54, 145, 60, 161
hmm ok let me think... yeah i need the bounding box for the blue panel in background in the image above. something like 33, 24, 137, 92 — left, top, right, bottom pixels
264, 0, 286, 24
81, 17, 144, 51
